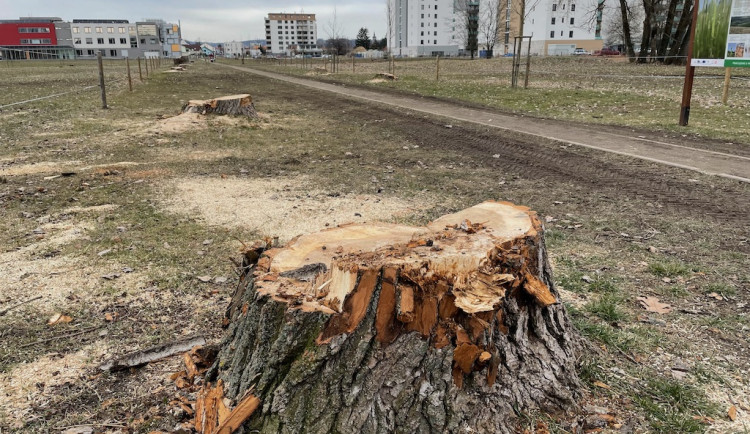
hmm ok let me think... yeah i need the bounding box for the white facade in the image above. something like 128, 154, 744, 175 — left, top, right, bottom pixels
524, 0, 603, 55
224, 41, 244, 57
388, 0, 462, 57
70, 20, 135, 58
264, 13, 318, 55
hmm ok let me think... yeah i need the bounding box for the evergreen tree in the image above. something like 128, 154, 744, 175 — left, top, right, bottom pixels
355, 27, 371, 50
371, 33, 379, 50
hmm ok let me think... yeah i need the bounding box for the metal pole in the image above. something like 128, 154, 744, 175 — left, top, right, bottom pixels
97, 51, 107, 109
126, 58, 132, 91
680, 0, 700, 126
722, 67, 731, 104
138, 57, 143, 81
524, 37, 532, 89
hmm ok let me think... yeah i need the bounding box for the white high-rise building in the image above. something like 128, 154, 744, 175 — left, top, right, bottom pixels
70, 20, 135, 58
264, 13, 319, 56
388, 0, 464, 57
524, 0, 603, 55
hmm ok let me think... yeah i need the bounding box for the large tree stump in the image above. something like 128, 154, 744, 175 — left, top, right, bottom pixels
182, 94, 258, 117
207, 201, 581, 433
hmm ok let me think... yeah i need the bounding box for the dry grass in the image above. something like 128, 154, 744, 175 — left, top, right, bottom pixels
0, 60, 748, 433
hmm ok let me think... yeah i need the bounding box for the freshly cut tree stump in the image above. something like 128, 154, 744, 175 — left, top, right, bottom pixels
182, 94, 258, 117
208, 201, 581, 433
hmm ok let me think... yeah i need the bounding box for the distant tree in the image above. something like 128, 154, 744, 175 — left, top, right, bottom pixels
379, 37, 387, 50
355, 27, 371, 49
326, 38, 351, 55
259, 45, 267, 55
371, 33, 380, 50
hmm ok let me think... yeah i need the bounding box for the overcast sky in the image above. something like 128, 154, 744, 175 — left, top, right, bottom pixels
1, 0, 388, 42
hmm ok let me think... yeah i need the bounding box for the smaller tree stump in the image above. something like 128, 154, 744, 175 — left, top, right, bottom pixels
182, 94, 258, 117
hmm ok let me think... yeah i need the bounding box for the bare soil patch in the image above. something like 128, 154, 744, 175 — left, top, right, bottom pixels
161, 175, 433, 242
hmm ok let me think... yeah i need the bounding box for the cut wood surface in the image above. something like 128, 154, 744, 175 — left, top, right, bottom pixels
182, 94, 258, 117
208, 201, 581, 433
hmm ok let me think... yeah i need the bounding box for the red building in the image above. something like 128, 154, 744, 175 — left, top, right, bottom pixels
0, 18, 74, 60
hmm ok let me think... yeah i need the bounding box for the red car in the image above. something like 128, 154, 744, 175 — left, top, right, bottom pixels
594, 48, 621, 56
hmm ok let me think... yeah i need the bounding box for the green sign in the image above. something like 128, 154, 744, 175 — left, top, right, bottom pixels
692, 0, 750, 67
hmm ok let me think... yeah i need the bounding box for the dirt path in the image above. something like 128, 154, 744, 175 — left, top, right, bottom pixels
220, 63, 750, 183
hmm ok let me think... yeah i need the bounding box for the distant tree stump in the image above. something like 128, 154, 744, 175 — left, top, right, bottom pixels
208, 201, 581, 433
181, 94, 258, 117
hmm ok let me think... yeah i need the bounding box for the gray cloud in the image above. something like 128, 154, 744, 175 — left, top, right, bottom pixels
3, 0, 387, 42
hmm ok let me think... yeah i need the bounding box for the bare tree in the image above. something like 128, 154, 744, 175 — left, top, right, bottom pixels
452, 1, 480, 58
386, 0, 395, 57
324, 6, 350, 55
480, 0, 502, 57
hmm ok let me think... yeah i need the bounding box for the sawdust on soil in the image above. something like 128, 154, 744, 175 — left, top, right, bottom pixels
152, 112, 250, 135
160, 175, 432, 242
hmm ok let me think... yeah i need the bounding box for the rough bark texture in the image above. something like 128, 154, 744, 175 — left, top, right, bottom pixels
207, 202, 581, 433
182, 94, 258, 117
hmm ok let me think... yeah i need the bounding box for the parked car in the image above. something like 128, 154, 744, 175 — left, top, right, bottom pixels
593, 48, 621, 56
573, 48, 588, 55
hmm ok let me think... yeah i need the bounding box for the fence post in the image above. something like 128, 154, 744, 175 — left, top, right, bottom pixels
97, 51, 107, 109
138, 57, 143, 81
145, 56, 149, 77
436, 55, 440, 81
126, 58, 133, 91
722, 67, 732, 104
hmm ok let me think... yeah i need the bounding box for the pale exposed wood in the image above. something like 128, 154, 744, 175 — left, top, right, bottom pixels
98, 335, 205, 371
215, 394, 261, 434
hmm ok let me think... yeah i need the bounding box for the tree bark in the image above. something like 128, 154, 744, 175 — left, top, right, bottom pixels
207, 201, 581, 433
618, 0, 638, 60
182, 94, 258, 117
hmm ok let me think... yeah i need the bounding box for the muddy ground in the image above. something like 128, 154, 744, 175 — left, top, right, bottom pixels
0, 62, 748, 433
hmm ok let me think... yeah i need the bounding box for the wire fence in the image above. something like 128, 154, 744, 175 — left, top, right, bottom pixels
0, 51, 169, 110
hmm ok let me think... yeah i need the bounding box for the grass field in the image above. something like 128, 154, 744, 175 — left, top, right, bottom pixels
239, 55, 750, 145
1, 60, 748, 432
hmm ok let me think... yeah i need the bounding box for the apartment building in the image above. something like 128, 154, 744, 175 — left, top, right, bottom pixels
224, 41, 244, 58
264, 13, 318, 55
70, 20, 136, 58
143, 18, 182, 58
387, 0, 467, 57
524, 0, 603, 55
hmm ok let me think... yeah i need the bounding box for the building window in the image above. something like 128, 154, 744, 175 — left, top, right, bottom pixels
421, 23, 424, 27
109, 38, 115, 44
107, 27, 114, 33
86, 38, 93, 44
95, 27, 102, 33
550, 31, 554, 38
97, 38, 104, 44
569, 31, 574, 38
84, 27, 91, 33
119, 27, 125, 33
140, 38, 146, 44
130, 37, 137, 48
76, 49, 82, 56
552, 4, 557, 11
110, 49, 117, 56
421, 40, 424, 44
74, 38, 81, 44
561, 31, 563, 36
87, 49, 94, 56
421, 31, 424, 35
570, 17, 575, 24
571, 3, 576, 10
434, 31, 437, 35
434, 23, 437, 27
73, 27, 79, 33
434, 40, 437, 44
421, 13, 424, 18
551, 17, 556, 24
120, 38, 127, 44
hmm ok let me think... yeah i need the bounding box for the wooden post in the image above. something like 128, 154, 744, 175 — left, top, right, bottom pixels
97, 51, 107, 109
353, 54, 355, 73
145, 56, 149, 77
722, 67, 731, 104
680, 0, 700, 126
138, 57, 143, 81
436, 55, 440, 81
126, 58, 132, 91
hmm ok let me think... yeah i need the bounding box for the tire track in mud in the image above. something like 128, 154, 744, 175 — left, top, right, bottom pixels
245, 72, 750, 225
